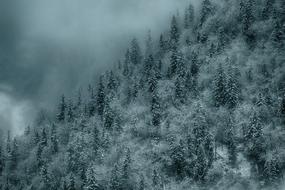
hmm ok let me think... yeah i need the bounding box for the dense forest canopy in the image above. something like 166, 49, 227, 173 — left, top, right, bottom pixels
1, 0, 285, 189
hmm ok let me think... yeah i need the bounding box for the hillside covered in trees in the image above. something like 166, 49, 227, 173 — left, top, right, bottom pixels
1, 0, 285, 189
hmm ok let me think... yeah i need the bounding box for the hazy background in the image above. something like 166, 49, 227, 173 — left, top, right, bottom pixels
0, 0, 191, 136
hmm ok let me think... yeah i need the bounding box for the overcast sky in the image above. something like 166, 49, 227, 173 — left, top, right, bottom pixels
0, 0, 193, 136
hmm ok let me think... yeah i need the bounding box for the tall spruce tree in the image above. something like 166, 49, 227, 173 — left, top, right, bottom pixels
151, 89, 161, 128
97, 76, 105, 119
213, 63, 227, 107
130, 38, 142, 65
84, 165, 100, 190
200, 0, 212, 26
170, 15, 180, 50
57, 95, 67, 122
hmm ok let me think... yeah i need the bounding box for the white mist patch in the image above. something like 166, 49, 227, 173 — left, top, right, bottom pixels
0, 92, 34, 137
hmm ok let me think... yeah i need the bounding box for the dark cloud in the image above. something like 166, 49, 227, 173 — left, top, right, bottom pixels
0, 0, 191, 135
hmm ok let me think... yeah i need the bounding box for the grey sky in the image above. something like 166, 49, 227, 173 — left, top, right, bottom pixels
0, 0, 193, 136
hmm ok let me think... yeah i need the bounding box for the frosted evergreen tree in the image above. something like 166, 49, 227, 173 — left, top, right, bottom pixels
144, 54, 154, 81
261, 0, 275, 20
184, 3, 195, 29
103, 98, 114, 130
107, 71, 117, 92
50, 124, 58, 154
67, 100, 75, 122
138, 175, 145, 190
271, 17, 285, 48
96, 75, 105, 119
41, 128, 47, 147
57, 95, 66, 122
130, 38, 142, 65
240, 0, 255, 46
200, 0, 212, 26
226, 63, 240, 109
170, 15, 180, 50
68, 174, 76, 190
88, 85, 96, 117
169, 49, 183, 77
147, 60, 160, 95
6, 130, 11, 154
152, 169, 160, 189
213, 63, 227, 107
281, 94, 285, 117
110, 164, 121, 190
123, 49, 131, 77
263, 155, 280, 186
151, 89, 161, 127
122, 148, 132, 190
170, 140, 187, 178
84, 165, 100, 190
226, 120, 237, 168
40, 162, 49, 188
175, 70, 187, 104
159, 34, 166, 55
193, 146, 208, 182
0, 143, 4, 175
145, 30, 153, 57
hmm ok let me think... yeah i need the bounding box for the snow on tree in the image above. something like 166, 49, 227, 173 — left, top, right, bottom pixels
213, 63, 227, 107
130, 38, 142, 65
84, 165, 100, 190
200, 0, 212, 26
96, 75, 105, 119
57, 95, 67, 122
170, 15, 180, 50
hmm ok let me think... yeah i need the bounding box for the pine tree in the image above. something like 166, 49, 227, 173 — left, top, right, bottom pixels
241, 0, 255, 46
6, 130, 11, 154
103, 98, 114, 130
263, 155, 280, 185
91, 127, 100, 156
138, 175, 145, 190
175, 70, 187, 104
67, 100, 75, 122
193, 146, 208, 182
169, 49, 183, 77
110, 164, 121, 190
107, 71, 117, 91
57, 95, 66, 122
97, 76, 105, 119
170, 140, 186, 178
68, 174, 76, 190
148, 64, 158, 94
281, 94, 285, 117
40, 162, 49, 188
7, 139, 18, 170
41, 128, 47, 147
261, 0, 275, 20
200, 0, 212, 26
226, 120, 237, 168
0, 143, 4, 175
145, 30, 153, 57
159, 34, 166, 55
184, 4, 195, 29
213, 63, 227, 107
244, 111, 265, 164
122, 148, 132, 190
152, 169, 160, 188
88, 85, 96, 117
123, 49, 131, 77
130, 38, 142, 65
226, 63, 240, 109
151, 89, 161, 127
50, 124, 58, 154
271, 18, 285, 48
85, 165, 100, 190
170, 16, 180, 50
